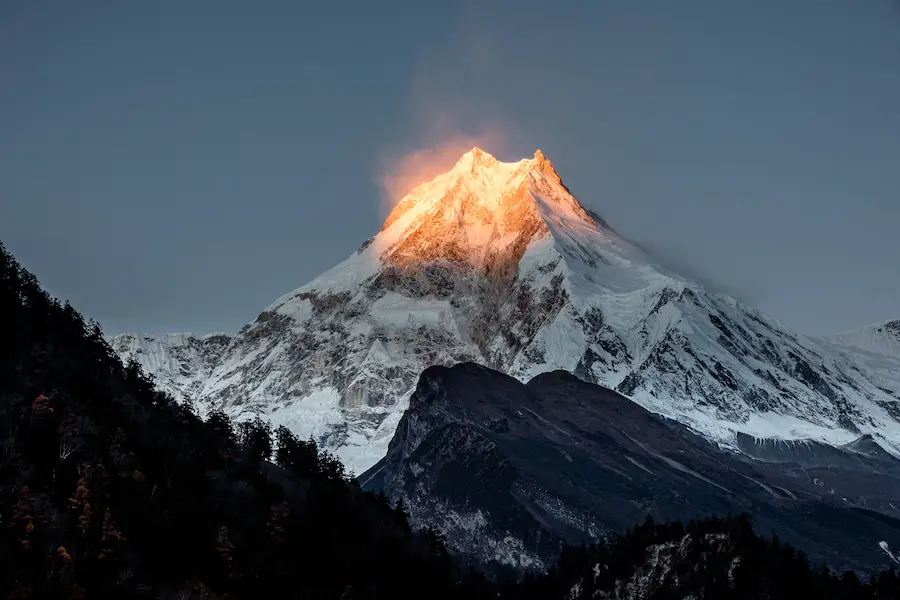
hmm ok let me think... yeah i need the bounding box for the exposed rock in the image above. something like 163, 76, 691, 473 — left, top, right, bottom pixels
362, 363, 900, 575
111, 148, 900, 478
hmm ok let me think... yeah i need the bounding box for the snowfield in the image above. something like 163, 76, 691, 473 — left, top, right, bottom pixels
111, 148, 900, 476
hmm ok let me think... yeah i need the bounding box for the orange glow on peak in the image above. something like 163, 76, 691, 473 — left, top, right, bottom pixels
376, 130, 506, 215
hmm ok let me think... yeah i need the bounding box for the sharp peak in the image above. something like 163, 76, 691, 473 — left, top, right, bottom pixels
380, 145, 589, 231
530, 148, 559, 177
453, 146, 501, 169
456, 146, 549, 161
465, 146, 493, 159
451, 146, 559, 176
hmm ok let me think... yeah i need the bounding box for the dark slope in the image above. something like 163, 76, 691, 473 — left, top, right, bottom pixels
362, 363, 900, 575
0, 242, 486, 599
509, 514, 900, 600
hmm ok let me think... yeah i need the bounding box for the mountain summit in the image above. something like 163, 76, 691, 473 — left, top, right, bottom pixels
112, 149, 900, 476
378, 147, 595, 272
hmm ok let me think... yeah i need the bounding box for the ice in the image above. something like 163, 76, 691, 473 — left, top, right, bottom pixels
112, 147, 900, 477
827, 320, 900, 359
370, 292, 453, 329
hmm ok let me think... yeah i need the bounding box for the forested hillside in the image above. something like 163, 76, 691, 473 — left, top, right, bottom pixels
509, 515, 900, 599
0, 241, 487, 599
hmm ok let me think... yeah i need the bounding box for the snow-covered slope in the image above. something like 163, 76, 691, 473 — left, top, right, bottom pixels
827, 320, 900, 359
109, 332, 231, 404
112, 148, 900, 476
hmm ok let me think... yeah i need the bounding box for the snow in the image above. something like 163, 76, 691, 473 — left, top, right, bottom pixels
827, 321, 900, 359
363, 339, 391, 366
262, 387, 407, 477
114, 147, 900, 478
880, 541, 900, 564
490, 231, 522, 252
108, 332, 230, 407
265, 389, 344, 440
448, 148, 532, 205
370, 293, 453, 329
274, 296, 312, 321
628, 389, 862, 451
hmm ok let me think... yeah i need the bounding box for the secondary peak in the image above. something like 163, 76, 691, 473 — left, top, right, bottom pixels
529, 148, 562, 180
456, 146, 499, 168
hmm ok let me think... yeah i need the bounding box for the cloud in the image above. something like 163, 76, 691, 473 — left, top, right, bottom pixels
373, 5, 522, 216
375, 128, 506, 215
634, 238, 765, 305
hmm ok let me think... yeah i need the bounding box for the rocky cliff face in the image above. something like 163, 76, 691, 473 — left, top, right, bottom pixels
361, 363, 900, 575
109, 332, 231, 404
111, 148, 900, 476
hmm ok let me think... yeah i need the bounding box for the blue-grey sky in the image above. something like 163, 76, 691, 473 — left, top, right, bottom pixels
2, 0, 899, 336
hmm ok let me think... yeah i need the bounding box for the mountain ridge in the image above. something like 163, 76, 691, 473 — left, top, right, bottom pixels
826, 320, 900, 359
361, 361, 900, 574
110, 148, 900, 476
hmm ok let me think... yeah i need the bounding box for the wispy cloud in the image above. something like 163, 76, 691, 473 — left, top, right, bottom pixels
373, 5, 523, 215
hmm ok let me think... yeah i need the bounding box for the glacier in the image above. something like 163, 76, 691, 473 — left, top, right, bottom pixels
111, 147, 900, 477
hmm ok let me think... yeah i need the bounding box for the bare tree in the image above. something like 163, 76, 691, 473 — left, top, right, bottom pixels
59, 440, 75, 462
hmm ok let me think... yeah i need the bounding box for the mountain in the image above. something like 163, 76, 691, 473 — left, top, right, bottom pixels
827, 320, 900, 359
0, 241, 487, 599
110, 332, 231, 404
512, 513, 900, 600
111, 148, 900, 477
361, 362, 900, 575
5, 240, 898, 599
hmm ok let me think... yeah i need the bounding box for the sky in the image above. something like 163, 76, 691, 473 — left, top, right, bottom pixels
2, 0, 899, 337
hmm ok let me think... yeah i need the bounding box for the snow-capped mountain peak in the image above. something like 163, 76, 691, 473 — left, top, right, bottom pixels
381, 147, 592, 240
452, 145, 501, 170
113, 149, 900, 476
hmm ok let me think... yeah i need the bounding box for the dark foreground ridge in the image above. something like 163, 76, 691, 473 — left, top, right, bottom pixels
2, 240, 900, 599
364, 362, 900, 576
0, 242, 474, 599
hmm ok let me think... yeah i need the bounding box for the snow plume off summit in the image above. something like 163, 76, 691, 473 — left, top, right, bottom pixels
112, 148, 900, 477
